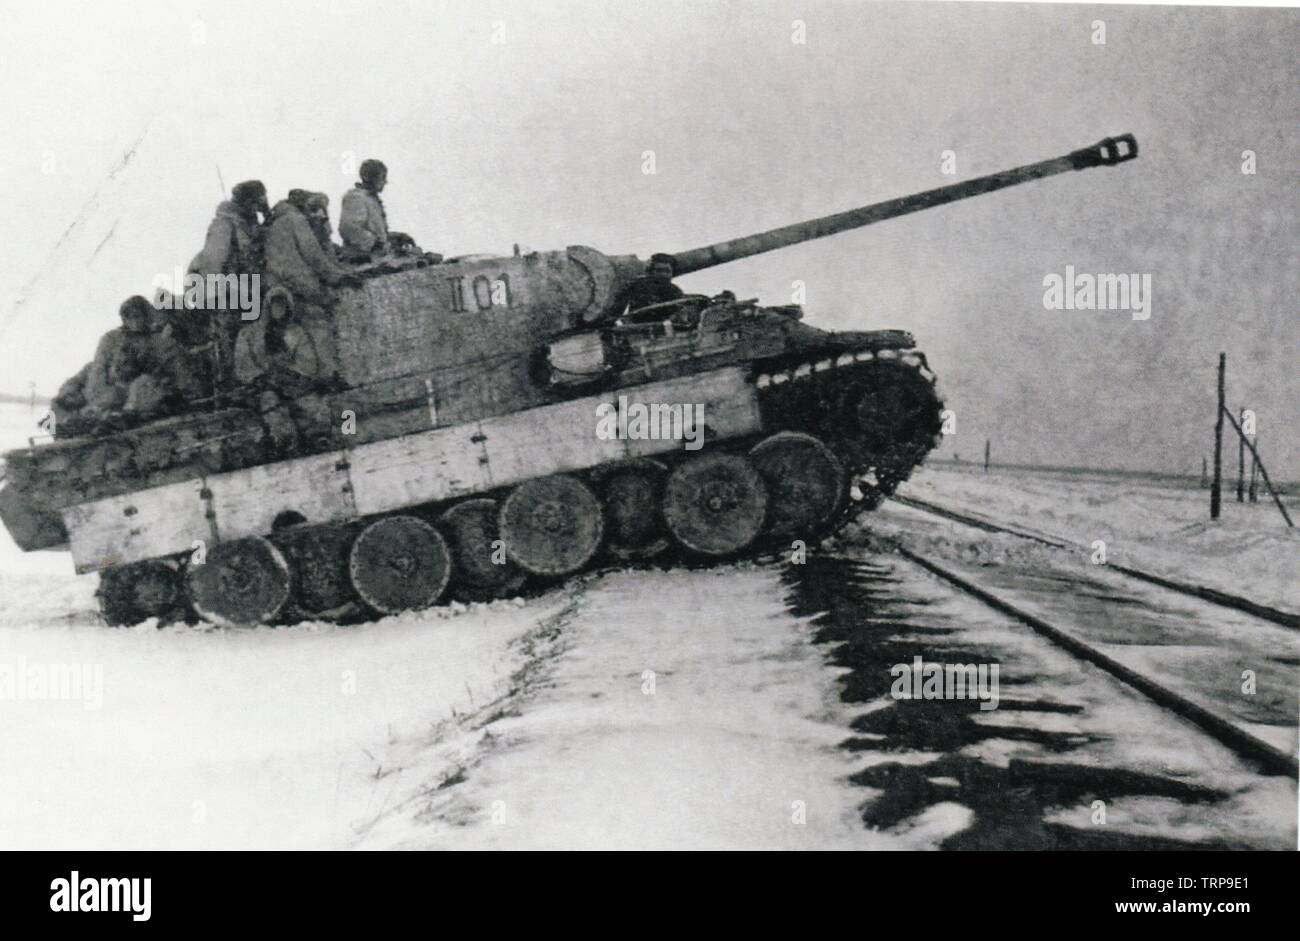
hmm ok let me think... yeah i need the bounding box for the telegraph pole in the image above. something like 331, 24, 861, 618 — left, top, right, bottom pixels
983, 439, 990, 474
1237, 414, 1245, 503
1221, 407, 1293, 528
1210, 353, 1224, 520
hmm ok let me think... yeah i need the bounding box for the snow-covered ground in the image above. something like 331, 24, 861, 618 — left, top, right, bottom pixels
899, 464, 1299, 614
0, 499, 896, 850
0, 553, 894, 848
1, 403, 1294, 849
2, 404, 555, 848
0, 596, 551, 849
356, 565, 898, 850
0, 401, 881, 849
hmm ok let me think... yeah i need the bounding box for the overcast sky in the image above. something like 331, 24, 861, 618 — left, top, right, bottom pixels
0, 0, 1294, 476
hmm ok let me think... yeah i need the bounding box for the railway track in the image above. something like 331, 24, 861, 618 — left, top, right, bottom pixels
790, 549, 1295, 848
890, 493, 1299, 629
875, 538, 1297, 778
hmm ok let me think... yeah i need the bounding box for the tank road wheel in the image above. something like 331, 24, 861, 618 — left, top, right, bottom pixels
500, 475, 604, 576
96, 560, 180, 626
596, 459, 669, 560
438, 498, 527, 601
748, 432, 847, 540
662, 453, 769, 556
276, 525, 356, 617
185, 537, 291, 627
348, 516, 452, 615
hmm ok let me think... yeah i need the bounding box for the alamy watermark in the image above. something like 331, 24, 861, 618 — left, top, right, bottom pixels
890, 656, 999, 711
150, 268, 262, 321
50, 871, 150, 921
595, 397, 705, 450
1, 657, 103, 710
1042, 265, 1151, 321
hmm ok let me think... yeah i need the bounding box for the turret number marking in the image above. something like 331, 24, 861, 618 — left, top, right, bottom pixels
447, 274, 513, 312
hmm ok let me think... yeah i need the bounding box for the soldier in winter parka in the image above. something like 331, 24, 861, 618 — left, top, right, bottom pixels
188, 180, 269, 280
339, 159, 389, 257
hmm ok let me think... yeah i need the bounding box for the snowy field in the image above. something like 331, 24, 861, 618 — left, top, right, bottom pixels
0, 555, 887, 848
899, 464, 1299, 614
1, 402, 1295, 849
356, 566, 892, 850
0, 403, 883, 849
0, 595, 552, 849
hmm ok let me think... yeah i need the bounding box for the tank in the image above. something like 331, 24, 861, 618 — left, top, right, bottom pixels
0, 134, 1138, 625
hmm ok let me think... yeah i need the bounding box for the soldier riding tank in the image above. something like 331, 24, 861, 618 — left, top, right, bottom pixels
0, 134, 1139, 626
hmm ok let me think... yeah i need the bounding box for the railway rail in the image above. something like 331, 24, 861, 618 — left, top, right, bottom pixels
879, 537, 1297, 777
890, 493, 1299, 630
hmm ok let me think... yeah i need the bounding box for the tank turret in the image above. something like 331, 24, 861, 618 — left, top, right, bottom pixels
328, 135, 1138, 387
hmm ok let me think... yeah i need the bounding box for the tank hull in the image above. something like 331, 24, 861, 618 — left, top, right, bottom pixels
61, 365, 765, 574
6, 329, 941, 625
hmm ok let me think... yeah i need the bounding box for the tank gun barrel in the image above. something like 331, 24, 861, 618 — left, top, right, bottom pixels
670, 134, 1138, 275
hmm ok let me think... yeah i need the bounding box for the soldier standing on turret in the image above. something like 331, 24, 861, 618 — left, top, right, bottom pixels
189, 179, 269, 285
263, 191, 357, 381
187, 179, 270, 397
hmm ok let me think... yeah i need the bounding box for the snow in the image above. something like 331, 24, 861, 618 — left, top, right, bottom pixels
0, 402, 885, 850
355, 565, 897, 850
5, 399, 573, 847
0, 558, 901, 850
1, 405, 1294, 849
0, 388, 888, 848
899, 464, 1299, 614
0, 599, 555, 849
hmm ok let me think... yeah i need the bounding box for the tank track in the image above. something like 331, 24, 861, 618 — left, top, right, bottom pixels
93, 347, 942, 627
755, 346, 943, 495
